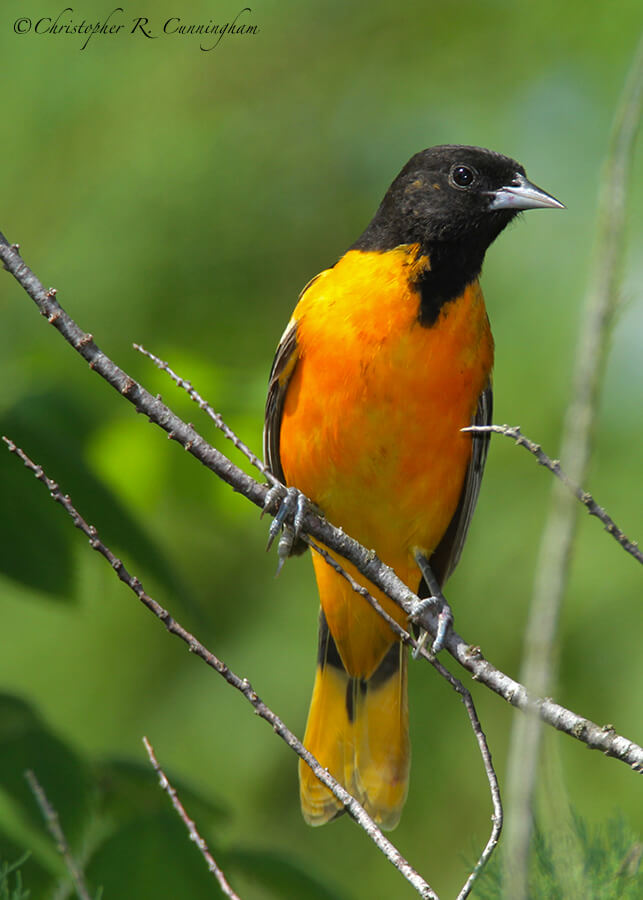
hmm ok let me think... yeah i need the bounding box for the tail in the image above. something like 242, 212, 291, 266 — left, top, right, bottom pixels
299, 611, 409, 830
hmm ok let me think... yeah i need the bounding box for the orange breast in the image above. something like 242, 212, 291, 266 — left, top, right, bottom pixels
279, 245, 494, 674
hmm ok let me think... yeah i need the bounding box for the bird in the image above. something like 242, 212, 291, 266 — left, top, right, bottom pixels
263, 145, 563, 830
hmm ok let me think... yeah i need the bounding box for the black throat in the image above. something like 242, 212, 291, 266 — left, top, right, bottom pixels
415, 239, 486, 327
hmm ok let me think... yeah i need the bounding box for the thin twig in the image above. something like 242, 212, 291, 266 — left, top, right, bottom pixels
138, 339, 641, 571
302, 536, 413, 646
303, 536, 502, 898
8, 436, 499, 898
5, 440, 436, 900
464, 424, 641, 564
6, 438, 640, 900
454, 688, 503, 900
142, 737, 242, 900
0, 244, 641, 769
502, 36, 643, 900
0, 237, 271, 513
1, 236, 642, 763
131, 343, 641, 776
133, 343, 278, 486
24, 770, 92, 900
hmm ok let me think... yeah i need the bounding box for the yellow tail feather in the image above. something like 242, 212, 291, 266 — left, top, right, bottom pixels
299, 636, 409, 830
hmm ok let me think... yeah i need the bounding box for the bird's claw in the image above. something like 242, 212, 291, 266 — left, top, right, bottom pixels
409, 594, 453, 658
262, 485, 283, 536
410, 551, 453, 657
263, 485, 308, 574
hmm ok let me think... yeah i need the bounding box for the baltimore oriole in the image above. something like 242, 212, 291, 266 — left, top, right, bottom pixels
264, 145, 563, 829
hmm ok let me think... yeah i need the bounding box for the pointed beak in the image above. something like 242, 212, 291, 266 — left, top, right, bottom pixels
488, 173, 565, 211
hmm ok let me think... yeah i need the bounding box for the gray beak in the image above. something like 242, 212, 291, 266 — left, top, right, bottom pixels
489, 173, 565, 211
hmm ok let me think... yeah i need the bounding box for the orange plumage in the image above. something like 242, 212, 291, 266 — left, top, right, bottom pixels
278, 247, 492, 826
264, 145, 562, 828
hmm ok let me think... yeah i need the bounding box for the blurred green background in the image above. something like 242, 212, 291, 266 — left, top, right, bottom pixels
1, 0, 641, 897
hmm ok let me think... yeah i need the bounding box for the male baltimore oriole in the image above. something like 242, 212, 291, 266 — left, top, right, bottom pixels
264, 145, 563, 829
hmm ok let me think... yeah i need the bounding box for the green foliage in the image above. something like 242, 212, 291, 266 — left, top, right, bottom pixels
2, 1, 641, 897
0, 694, 92, 850
0, 854, 31, 900
225, 847, 349, 900
0, 695, 342, 899
0, 391, 188, 608
475, 816, 642, 899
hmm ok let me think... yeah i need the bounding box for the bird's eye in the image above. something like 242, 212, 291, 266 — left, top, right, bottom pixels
451, 165, 475, 188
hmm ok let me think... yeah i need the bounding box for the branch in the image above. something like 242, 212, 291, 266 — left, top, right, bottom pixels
121, 348, 643, 772
142, 737, 243, 900
502, 35, 643, 900
2, 230, 641, 900
131, 348, 642, 775
1, 236, 641, 775
133, 342, 279, 488
24, 769, 92, 900
5, 439, 436, 900
9, 435, 501, 898
302, 536, 502, 899
464, 424, 642, 565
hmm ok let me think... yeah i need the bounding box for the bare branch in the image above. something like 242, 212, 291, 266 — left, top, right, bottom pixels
502, 35, 643, 900
24, 770, 92, 900
126, 345, 642, 778
0, 237, 270, 514
127, 346, 642, 776
7, 437, 642, 900
0, 237, 641, 771
142, 737, 242, 900
454, 687, 502, 900
133, 342, 278, 486
464, 424, 641, 565
9, 433, 501, 897
1, 219, 641, 900
5, 439, 437, 900
303, 536, 502, 898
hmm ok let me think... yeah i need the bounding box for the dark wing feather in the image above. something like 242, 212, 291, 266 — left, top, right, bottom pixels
426, 381, 493, 588
264, 272, 326, 479
263, 318, 299, 482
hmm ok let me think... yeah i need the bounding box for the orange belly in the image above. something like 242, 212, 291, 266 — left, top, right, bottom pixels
279, 246, 494, 675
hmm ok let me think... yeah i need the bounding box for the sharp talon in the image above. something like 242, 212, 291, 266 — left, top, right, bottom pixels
265, 527, 277, 552
265, 486, 292, 551
275, 530, 293, 576
266, 513, 283, 551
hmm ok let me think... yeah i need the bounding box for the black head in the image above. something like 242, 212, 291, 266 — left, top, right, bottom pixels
354, 145, 563, 252
352, 145, 563, 325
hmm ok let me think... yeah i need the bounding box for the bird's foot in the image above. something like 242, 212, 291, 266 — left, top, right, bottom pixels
409, 594, 453, 658
410, 552, 453, 657
263, 484, 308, 575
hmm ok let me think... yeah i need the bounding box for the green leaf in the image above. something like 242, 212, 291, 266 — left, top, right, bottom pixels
86, 813, 227, 898
0, 852, 32, 900
93, 757, 228, 829
0, 694, 92, 851
0, 390, 185, 607
226, 846, 350, 900
0, 428, 73, 602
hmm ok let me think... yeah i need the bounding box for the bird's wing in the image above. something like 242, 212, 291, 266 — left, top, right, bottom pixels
427, 380, 493, 587
263, 317, 299, 482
